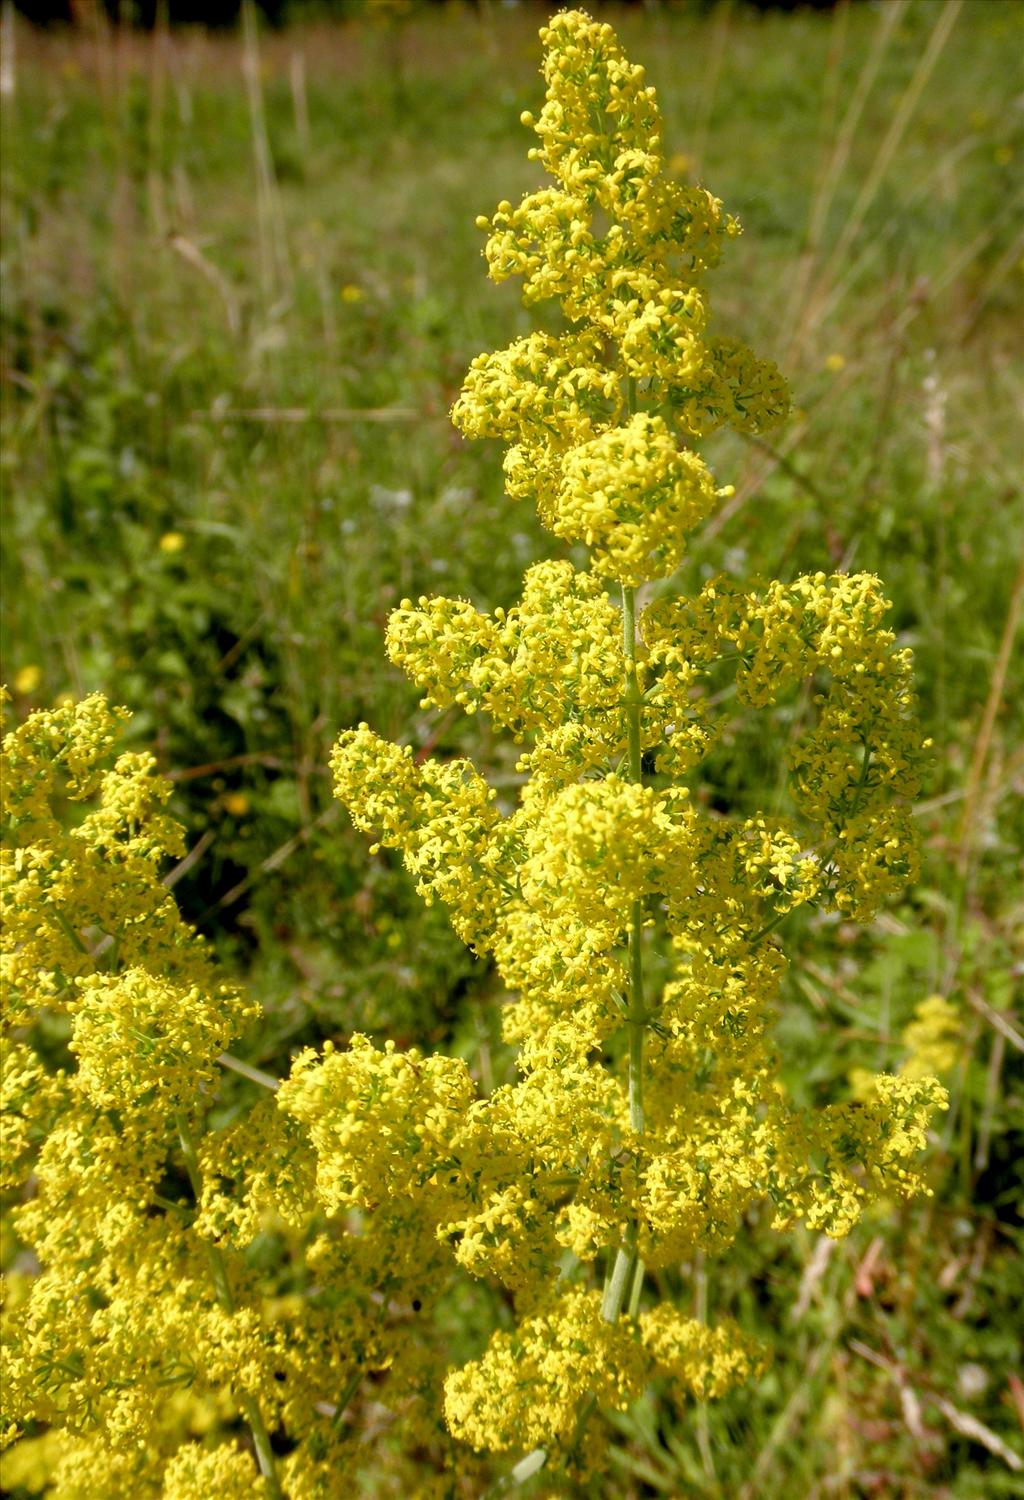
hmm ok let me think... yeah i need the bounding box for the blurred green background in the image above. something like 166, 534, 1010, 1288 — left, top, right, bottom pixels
2, 0, 1022, 1493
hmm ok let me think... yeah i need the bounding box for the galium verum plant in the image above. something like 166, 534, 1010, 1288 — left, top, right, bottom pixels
329, 6, 945, 1476
1, 11, 946, 1494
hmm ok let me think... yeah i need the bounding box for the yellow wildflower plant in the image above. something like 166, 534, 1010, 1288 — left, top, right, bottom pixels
327, 8, 946, 1484
1, 10, 947, 1496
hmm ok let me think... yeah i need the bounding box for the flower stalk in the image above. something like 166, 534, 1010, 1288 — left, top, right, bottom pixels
175, 1112, 284, 1500
601, 580, 647, 1329
326, 12, 942, 1479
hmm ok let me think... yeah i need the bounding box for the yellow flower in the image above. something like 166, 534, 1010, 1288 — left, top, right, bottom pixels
221, 791, 250, 817
900, 995, 961, 1079
824, 352, 846, 372
341, 283, 365, 303
13, 665, 41, 694
159, 531, 186, 554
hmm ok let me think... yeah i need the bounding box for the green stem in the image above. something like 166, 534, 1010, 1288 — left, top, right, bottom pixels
626, 1253, 646, 1318
694, 1251, 717, 1481
600, 1227, 637, 1323
601, 582, 648, 1329
330, 1365, 365, 1431
747, 908, 789, 947
622, 583, 646, 1140
512, 389, 647, 1491
175, 1112, 285, 1498
626, 372, 638, 417
218, 1051, 281, 1093
52, 908, 87, 955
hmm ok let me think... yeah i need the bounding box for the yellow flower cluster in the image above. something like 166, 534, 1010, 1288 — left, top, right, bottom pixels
900, 994, 961, 1079
644, 569, 927, 920
454, 9, 789, 586
849, 994, 962, 1106
482, 19, 735, 324
453, 331, 622, 446
640, 1305, 766, 1400
555, 413, 723, 585
71, 969, 245, 1114
387, 559, 623, 746
276, 1029, 630, 1310
443, 1290, 646, 1455
519, 776, 693, 940
280, 1035, 475, 1217
195, 1097, 316, 1247
1, 700, 489, 1497
2, 701, 253, 1479
162, 1444, 265, 1500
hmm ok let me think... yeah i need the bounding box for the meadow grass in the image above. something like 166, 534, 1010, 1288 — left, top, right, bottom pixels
2, 2, 1022, 1493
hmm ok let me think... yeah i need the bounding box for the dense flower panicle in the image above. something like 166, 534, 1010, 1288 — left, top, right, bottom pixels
849, 994, 962, 1110
443, 1291, 646, 1455
552, 413, 724, 585
2, 703, 482, 1496
519, 776, 694, 941
899, 994, 961, 1079
671, 335, 793, 438
386, 559, 623, 741
644, 569, 926, 920
328, 7, 950, 1479
279, 1035, 476, 1219
331, 725, 503, 951
4, 8, 944, 1492
70, 969, 253, 1114
162, 1445, 268, 1500
481, 14, 739, 326
1, 696, 223, 1032
735, 817, 822, 914
453, 13, 789, 586
640, 1306, 766, 1400
451, 331, 621, 448
195, 1098, 318, 1247
0, 1041, 65, 1192
2, 701, 264, 1474
2, 692, 129, 819
278, 1034, 629, 1303
489, 903, 627, 1056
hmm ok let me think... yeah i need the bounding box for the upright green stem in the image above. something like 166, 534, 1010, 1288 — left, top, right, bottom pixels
498, 387, 650, 1491
622, 583, 646, 1139
694, 1251, 717, 1481
601, 582, 647, 1326
623, 591, 646, 1153
175, 1112, 285, 1499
